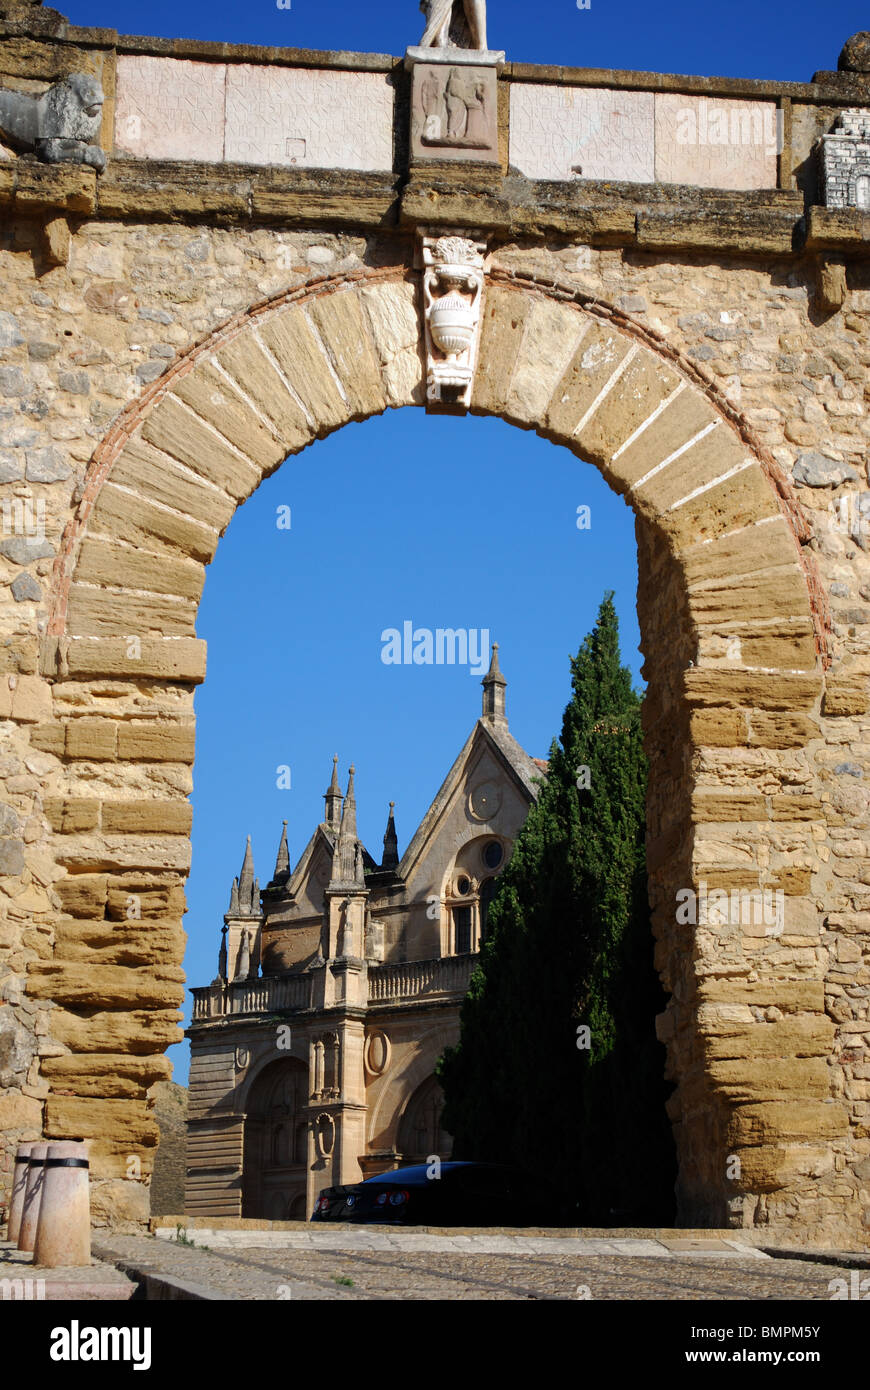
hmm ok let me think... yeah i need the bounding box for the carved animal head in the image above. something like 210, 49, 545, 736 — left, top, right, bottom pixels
43, 72, 104, 143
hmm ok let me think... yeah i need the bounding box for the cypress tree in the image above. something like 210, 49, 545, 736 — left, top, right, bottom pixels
438, 593, 676, 1224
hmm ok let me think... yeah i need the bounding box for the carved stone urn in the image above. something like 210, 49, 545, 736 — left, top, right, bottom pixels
421, 233, 487, 407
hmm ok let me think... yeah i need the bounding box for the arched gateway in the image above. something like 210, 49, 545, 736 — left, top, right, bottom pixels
0, 4, 868, 1247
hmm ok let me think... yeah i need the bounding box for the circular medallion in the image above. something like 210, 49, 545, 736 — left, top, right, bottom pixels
469, 780, 501, 822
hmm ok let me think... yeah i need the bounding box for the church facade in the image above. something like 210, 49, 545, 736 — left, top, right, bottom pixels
184, 648, 542, 1219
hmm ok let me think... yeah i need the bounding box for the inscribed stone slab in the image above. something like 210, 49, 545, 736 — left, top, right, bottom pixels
114, 56, 226, 163
654, 94, 779, 189
509, 85, 654, 183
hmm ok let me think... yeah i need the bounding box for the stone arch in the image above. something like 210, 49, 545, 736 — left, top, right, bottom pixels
367, 1024, 456, 1149
35, 264, 840, 1230
240, 1055, 308, 1220
396, 1073, 451, 1164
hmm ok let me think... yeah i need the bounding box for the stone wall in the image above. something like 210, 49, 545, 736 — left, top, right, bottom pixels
1, 16, 870, 1244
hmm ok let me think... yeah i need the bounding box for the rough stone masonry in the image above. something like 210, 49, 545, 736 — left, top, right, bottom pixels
1, 3, 870, 1246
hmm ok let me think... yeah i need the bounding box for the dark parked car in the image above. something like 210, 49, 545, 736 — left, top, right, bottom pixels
310, 1161, 567, 1226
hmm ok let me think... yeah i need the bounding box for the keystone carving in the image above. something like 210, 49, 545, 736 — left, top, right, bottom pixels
0, 73, 107, 173
421, 232, 487, 409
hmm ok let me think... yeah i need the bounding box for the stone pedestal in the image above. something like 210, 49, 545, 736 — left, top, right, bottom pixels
33, 1141, 91, 1268
405, 47, 504, 166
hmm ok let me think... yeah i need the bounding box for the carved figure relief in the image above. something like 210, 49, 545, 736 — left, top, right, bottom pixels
0, 73, 107, 172
421, 66, 490, 148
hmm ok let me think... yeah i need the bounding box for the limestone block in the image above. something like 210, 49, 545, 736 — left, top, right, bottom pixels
634, 423, 749, 514
90, 479, 221, 565
308, 291, 387, 419
44, 798, 100, 833
691, 791, 768, 821
688, 566, 811, 627
75, 538, 205, 603
66, 584, 197, 638
824, 674, 869, 715
705, 1015, 835, 1061
359, 281, 424, 407
689, 709, 748, 746
769, 795, 823, 821
215, 335, 314, 454
41, 1054, 171, 1098
545, 320, 635, 442
55, 920, 184, 968
258, 307, 348, 433
105, 876, 186, 919
607, 386, 719, 493
660, 460, 782, 548
727, 1100, 849, 1145
100, 801, 192, 835
116, 724, 195, 762
725, 625, 818, 670
470, 287, 531, 416
45, 1095, 158, 1148
43, 217, 71, 268
55, 873, 109, 918
749, 712, 818, 748
65, 720, 118, 761
682, 518, 800, 586
171, 362, 284, 473
504, 297, 588, 427
0, 1091, 42, 1129
27, 962, 185, 1010
89, 1177, 151, 1221
40, 639, 206, 684
55, 834, 191, 873
50, 1007, 183, 1054
735, 1144, 835, 1190
29, 723, 64, 756
683, 670, 820, 711
577, 351, 682, 472
696, 979, 825, 1011
141, 397, 260, 501
0, 674, 52, 724
707, 1056, 831, 1100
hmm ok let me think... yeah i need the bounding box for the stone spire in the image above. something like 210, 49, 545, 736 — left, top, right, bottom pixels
228, 876, 240, 915
382, 802, 399, 871
331, 766, 363, 886
324, 754, 342, 828
274, 821, 289, 876
217, 924, 228, 981
481, 642, 507, 727
237, 836, 258, 914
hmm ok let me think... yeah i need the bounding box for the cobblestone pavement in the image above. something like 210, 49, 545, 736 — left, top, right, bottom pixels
93, 1233, 861, 1301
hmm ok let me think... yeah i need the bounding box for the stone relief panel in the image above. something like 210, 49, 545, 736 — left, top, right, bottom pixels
508, 85, 654, 183
114, 56, 226, 162
655, 94, 779, 190
411, 62, 499, 163
224, 65, 394, 170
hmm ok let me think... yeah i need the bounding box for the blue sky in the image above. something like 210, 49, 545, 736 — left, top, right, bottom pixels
60, 0, 863, 1081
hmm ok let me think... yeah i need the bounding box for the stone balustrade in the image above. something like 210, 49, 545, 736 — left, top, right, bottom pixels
367, 954, 478, 1003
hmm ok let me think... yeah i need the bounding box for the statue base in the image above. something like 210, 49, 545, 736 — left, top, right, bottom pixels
404, 47, 506, 73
